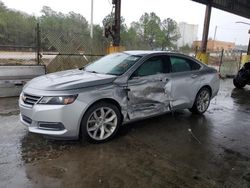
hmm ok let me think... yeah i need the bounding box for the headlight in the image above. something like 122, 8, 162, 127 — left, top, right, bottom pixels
20, 92, 24, 101
38, 95, 78, 105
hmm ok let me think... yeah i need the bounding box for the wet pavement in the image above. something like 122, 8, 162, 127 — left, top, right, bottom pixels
0, 79, 250, 188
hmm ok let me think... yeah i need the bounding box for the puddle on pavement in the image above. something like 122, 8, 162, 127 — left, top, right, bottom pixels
20, 133, 80, 163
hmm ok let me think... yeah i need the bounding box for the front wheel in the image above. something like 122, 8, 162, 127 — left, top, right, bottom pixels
189, 87, 211, 114
81, 102, 121, 143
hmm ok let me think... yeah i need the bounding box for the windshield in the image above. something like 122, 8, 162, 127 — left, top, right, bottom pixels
84, 53, 141, 75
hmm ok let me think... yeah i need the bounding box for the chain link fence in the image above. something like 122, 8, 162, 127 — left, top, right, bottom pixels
217, 50, 243, 77
0, 42, 38, 66
0, 23, 106, 72
0, 22, 246, 76
0, 22, 38, 65
40, 29, 105, 73
178, 48, 245, 78
205, 50, 244, 78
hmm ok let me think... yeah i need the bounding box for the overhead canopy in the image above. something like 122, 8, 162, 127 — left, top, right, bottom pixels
192, 0, 250, 19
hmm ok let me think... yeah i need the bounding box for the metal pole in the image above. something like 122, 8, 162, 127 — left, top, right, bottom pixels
213, 25, 217, 52
247, 29, 250, 55
90, 0, 94, 39
36, 23, 41, 65
201, 4, 212, 52
113, 0, 121, 46
213, 25, 217, 41
239, 51, 243, 70
219, 49, 224, 74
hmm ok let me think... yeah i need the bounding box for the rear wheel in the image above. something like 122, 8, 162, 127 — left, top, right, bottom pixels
189, 87, 211, 114
81, 102, 121, 143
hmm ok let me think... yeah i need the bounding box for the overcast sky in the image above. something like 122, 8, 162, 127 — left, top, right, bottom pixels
2, 0, 250, 45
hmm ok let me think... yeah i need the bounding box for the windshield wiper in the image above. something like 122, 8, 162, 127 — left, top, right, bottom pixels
85, 70, 98, 74
106, 73, 120, 76
85, 69, 119, 76
79, 67, 84, 70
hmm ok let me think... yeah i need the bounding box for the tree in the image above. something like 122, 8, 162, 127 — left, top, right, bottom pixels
0, 1, 180, 55
159, 18, 180, 50
179, 44, 193, 54
131, 12, 180, 50
0, 1, 37, 46
132, 12, 162, 49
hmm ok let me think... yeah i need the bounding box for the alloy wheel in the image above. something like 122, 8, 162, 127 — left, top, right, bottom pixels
86, 107, 118, 141
196, 90, 210, 113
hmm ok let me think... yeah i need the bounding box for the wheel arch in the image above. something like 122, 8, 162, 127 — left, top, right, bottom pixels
78, 98, 123, 138
88, 98, 122, 114
189, 85, 212, 114
199, 85, 212, 96
191, 85, 212, 107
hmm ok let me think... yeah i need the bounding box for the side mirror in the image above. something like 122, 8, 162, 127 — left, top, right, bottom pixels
130, 76, 139, 80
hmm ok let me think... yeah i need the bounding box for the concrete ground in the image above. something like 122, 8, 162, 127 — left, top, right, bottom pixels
0, 79, 250, 188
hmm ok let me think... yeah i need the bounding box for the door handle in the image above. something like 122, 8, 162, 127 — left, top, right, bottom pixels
123, 87, 131, 92
191, 74, 198, 78
154, 78, 169, 82
162, 78, 169, 82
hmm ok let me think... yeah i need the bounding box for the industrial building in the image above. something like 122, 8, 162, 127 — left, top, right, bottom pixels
177, 22, 198, 48
193, 39, 236, 52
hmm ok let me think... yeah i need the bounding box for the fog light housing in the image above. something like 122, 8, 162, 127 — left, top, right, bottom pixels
38, 122, 65, 131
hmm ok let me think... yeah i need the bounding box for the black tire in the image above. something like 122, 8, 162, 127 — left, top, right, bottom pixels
233, 78, 246, 89
80, 101, 122, 143
189, 87, 211, 114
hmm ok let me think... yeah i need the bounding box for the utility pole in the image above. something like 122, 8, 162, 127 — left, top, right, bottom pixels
90, 0, 94, 39
213, 25, 217, 41
104, 0, 122, 53
36, 23, 41, 65
213, 25, 217, 52
112, 0, 121, 46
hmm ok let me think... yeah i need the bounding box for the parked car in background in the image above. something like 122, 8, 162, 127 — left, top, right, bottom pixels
19, 51, 220, 143
233, 62, 250, 88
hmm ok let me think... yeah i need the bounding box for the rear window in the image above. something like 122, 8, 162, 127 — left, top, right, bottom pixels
170, 57, 201, 73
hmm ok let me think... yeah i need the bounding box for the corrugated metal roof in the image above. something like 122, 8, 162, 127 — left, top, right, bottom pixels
192, 0, 250, 19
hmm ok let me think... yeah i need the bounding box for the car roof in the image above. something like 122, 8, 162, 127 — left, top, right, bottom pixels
123, 50, 180, 56
122, 50, 206, 68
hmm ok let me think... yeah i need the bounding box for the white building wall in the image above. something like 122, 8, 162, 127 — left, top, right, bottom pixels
177, 22, 198, 48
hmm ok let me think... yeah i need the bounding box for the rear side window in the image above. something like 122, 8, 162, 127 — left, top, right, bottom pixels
170, 56, 201, 73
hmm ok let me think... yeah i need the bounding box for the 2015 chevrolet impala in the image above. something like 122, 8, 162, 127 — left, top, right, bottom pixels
19, 51, 220, 143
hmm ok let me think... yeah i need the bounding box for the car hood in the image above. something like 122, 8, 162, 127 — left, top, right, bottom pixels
25, 69, 117, 91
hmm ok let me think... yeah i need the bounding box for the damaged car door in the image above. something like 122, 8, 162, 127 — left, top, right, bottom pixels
126, 55, 172, 120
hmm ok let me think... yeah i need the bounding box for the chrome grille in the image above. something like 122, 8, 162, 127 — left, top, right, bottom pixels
23, 93, 41, 106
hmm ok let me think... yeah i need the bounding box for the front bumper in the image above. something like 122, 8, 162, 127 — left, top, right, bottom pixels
19, 98, 86, 139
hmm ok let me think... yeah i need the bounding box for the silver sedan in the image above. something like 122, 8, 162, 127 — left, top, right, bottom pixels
19, 51, 220, 143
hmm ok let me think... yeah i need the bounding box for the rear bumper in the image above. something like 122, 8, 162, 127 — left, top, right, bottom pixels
211, 76, 220, 99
